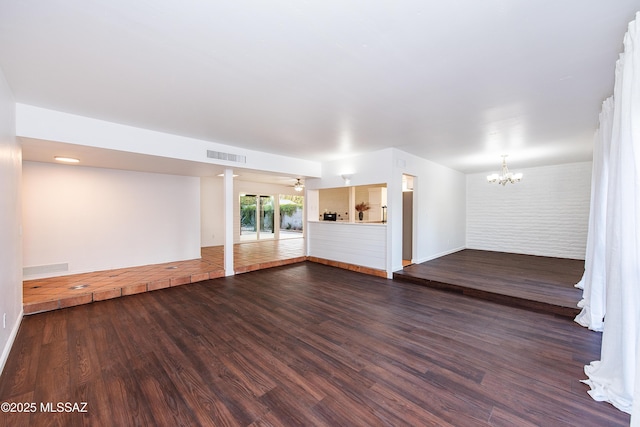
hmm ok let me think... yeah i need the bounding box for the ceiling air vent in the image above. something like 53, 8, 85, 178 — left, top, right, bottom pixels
207, 150, 246, 163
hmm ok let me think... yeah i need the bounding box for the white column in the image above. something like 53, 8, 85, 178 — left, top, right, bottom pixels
348, 186, 356, 223
223, 168, 234, 276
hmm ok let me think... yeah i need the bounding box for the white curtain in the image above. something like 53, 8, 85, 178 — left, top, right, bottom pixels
581, 12, 640, 423
574, 96, 612, 332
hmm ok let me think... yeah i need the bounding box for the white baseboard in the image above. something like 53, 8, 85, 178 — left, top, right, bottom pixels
392, 246, 466, 273
413, 246, 466, 265
0, 309, 23, 377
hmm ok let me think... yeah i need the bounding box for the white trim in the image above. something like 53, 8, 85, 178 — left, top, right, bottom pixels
408, 246, 466, 267
0, 309, 23, 377
224, 169, 235, 276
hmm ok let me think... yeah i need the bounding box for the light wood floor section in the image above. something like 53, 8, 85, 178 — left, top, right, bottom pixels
23, 238, 305, 315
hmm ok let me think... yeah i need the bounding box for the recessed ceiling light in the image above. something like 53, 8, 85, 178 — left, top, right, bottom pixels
217, 173, 239, 177
54, 156, 80, 163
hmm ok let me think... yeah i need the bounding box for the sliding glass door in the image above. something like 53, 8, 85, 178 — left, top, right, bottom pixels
239, 194, 274, 241
239, 194, 256, 241
259, 195, 274, 240
279, 194, 304, 239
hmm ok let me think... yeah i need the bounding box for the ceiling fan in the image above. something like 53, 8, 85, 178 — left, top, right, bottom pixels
293, 178, 304, 192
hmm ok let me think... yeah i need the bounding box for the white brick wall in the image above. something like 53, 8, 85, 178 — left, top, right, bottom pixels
466, 162, 592, 260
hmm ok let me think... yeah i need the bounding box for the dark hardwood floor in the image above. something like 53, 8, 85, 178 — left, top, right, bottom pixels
394, 249, 585, 318
0, 262, 628, 426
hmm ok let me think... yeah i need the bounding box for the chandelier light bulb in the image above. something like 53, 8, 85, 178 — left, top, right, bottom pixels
486, 155, 523, 185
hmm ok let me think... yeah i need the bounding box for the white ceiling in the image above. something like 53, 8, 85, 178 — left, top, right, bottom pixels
1, 1, 639, 175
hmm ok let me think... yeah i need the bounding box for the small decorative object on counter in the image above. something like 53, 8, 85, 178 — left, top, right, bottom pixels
355, 202, 370, 221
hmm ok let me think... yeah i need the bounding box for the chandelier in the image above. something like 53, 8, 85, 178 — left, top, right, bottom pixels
293, 178, 304, 192
486, 155, 523, 185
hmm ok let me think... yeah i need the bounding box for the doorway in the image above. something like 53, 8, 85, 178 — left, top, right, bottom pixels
240, 193, 304, 242
279, 194, 304, 239
402, 174, 414, 266
240, 194, 275, 241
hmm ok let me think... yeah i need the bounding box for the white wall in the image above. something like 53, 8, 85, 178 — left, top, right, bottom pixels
307, 148, 467, 276
307, 149, 395, 274
0, 67, 22, 375
22, 162, 201, 279
308, 148, 395, 190
391, 150, 467, 268
200, 176, 225, 247
466, 162, 591, 259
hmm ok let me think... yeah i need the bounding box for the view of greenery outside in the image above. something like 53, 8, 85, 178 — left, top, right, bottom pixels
240, 195, 257, 232
260, 195, 274, 233
280, 195, 303, 231
241, 194, 303, 234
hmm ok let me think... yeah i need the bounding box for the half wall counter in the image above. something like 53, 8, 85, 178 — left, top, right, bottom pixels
307, 220, 387, 277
